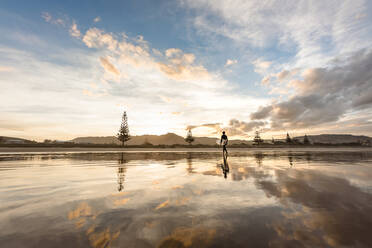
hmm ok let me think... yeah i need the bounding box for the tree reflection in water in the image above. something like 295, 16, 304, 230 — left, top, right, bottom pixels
186, 152, 195, 174
117, 153, 127, 192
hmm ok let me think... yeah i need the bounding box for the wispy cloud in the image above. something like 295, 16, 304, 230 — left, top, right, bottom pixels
100, 57, 120, 76
225, 59, 237, 67
69, 21, 81, 37
252, 58, 272, 75
41, 12, 64, 26
0, 66, 15, 72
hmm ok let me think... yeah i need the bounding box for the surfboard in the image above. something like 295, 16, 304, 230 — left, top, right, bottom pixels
217, 139, 228, 145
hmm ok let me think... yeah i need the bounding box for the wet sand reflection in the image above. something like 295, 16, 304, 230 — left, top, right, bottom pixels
1, 150, 372, 247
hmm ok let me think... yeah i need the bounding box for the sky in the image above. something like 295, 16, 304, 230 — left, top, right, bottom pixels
1, 0, 372, 141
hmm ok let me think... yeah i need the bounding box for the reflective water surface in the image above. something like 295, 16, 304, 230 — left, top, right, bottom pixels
1, 149, 372, 248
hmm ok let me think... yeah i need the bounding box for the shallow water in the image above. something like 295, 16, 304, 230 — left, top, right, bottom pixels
1, 149, 372, 248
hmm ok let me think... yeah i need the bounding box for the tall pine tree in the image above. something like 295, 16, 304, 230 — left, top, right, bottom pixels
185, 129, 195, 145
286, 133, 292, 144
253, 131, 263, 145
303, 134, 310, 145
117, 111, 130, 147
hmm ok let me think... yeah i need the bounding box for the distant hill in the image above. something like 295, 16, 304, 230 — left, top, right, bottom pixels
3, 133, 370, 146
71, 133, 251, 146
294, 134, 372, 144
0, 136, 34, 144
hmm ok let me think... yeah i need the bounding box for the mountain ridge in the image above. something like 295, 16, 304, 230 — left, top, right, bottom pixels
71, 133, 372, 145
70, 133, 251, 145
2, 133, 371, 145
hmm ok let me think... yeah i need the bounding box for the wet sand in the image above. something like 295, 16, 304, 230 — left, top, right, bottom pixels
0, 146, 371, 154
1, 150, 372, 247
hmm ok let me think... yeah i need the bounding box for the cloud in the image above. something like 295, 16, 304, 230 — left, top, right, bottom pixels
225, 59, 237, 67
41, 12, 64, 26
81, 27, 226, 88
275, 68, 299, 82
82, 28, 118, 51
252, 59, 272, 74
69, 21, 81, 38
41, 12, 52, 22
227, 119, 266, 135
157, 48, 212, 82
250, 49, 372, 130
183, 0, 372, 68
157, 62, 210, 82
165, 48, 182, 57
186, 123, 222, 131
94, 16, 101, 23
250, 106, 273, 120
100, 57, 120, 76
187, 120, 266, 137
276, 70, 290, 81
82, 88, 108, 97
0, 66, 15, 72
261, 76, 270, 85
159, 96, 172, 103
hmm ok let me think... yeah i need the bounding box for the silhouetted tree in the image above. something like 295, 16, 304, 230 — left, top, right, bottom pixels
271, 137, 275, 144
253, 131, 263, 145
286, 133, 292, 144
303, 134, 310, 145
185, 129, 194, 145
117, 111, 130, 147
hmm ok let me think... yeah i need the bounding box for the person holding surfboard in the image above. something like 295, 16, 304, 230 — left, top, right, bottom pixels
220, 131, 228, 156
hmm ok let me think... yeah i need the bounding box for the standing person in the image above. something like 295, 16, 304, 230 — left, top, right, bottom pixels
220, 131, 228, 156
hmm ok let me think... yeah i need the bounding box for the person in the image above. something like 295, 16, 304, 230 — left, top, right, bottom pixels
220, 131, 228, 156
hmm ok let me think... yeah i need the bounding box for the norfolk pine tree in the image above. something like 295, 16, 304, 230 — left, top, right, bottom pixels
185, 130, 195, 145
117, 111, 130, 147
303, 134, 310, 145
286, 133, 292, 144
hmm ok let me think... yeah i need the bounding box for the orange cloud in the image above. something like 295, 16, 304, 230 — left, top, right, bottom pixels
100, 57, 120, 76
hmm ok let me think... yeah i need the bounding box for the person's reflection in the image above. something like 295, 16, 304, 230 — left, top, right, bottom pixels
117, 153, 127, 192
221, 153, 229, 179
288, 153, 294, 168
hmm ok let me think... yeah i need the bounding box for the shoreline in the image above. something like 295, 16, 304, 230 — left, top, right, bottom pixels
0, 146, 371, 154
